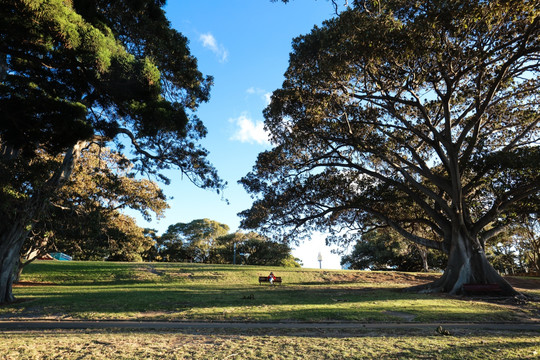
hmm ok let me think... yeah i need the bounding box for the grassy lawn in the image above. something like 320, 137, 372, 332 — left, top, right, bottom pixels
1, 261, 538, 323
1, 261, 539, 359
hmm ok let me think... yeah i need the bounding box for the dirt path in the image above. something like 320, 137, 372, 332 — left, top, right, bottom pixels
1, 320, 539, 332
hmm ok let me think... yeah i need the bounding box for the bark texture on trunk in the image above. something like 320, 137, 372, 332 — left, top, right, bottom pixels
0, 222, 29, 303
0, 142, 85, 304
408, 231, 518, 296
417, 246, 429, 272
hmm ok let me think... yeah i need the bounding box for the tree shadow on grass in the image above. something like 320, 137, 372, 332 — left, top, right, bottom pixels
4, 284, 526, 324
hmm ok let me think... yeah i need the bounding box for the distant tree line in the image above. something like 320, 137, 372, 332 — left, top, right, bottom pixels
17, 144, 167, 280
148, 219, 301, 267
484, 216, 540, 276
15, 147, 299, 275
21, 214, 300, 268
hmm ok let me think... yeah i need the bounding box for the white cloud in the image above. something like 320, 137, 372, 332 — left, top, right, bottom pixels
230, 114, 270, 145
246, 87, 272, 105
264, 92, 272, 106
199, 32, 228, 63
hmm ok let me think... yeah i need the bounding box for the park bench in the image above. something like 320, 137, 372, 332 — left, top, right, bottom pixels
462, 283, 502, 295
259, 276, 282, 285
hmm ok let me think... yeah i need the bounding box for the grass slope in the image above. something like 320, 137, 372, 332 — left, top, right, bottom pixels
2, 261, 539, 323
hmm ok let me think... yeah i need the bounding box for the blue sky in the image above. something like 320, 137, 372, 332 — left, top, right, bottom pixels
130, 0, 348, 269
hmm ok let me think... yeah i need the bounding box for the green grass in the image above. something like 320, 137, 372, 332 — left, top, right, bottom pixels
3, 261, 540, 359
2, 261, 537, 323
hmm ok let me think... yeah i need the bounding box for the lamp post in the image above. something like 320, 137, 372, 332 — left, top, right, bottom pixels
317, 252, 323, 269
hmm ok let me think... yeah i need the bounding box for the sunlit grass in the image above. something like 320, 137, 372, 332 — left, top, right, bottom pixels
1, 261, 536, 323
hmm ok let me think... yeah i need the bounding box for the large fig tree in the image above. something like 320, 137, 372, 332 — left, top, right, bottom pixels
241, 0, 539, 295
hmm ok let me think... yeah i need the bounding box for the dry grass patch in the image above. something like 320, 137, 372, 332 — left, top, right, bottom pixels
1, 328, 539, 360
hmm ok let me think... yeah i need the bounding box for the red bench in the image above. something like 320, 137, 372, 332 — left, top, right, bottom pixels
258, 276, 282, 285
462, 283, 502, 295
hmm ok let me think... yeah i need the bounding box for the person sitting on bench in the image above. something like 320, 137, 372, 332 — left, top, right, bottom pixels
268, 272, 276, 285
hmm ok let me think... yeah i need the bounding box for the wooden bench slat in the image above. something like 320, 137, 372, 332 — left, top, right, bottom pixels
462, 283, 501, 294
258, 276, 282, 284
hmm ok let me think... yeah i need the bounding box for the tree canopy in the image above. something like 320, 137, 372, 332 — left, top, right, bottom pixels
155, 219, 300, 266
0, 0, 222, 303
1, 0, 221, 186
341, 229, 447, 272
160, 219, 230, 263
209, 231, 301, 267
19, 144, 168, 268
240, 0, 539, 295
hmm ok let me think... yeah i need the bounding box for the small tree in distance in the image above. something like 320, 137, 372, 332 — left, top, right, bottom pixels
341, 229, 447, 272
209, 231, 301, 267
160, 219, 230, 263
158, 222, 300, 267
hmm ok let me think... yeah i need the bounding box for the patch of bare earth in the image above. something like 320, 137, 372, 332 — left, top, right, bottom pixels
13, 281, 58, 287
326, 270, 540, 291
321, 271, 441, 286
395, 272, 540, 322
325, 271, 540, 322
505, 276, 540, 291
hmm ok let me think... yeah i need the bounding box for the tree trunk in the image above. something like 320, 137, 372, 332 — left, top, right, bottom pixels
417, 246, 429, 272
0, 222, 30, 303
409, 230, 518, 296
15, 256, 27, 283
0, 141, 86, 304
